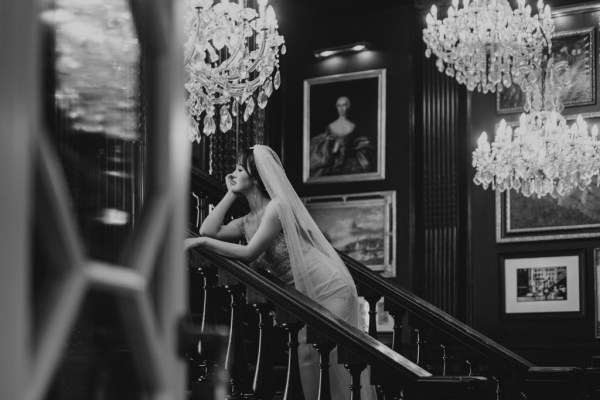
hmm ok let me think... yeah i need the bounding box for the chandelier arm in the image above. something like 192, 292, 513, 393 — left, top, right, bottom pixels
536, 12, 552, 56
211, 20, 250, 75
241, 28, 269, 76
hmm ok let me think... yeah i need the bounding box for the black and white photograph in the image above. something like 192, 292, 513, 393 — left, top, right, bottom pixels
516, 266, 567, 302
501, 252, 584, 318
303, 69, 386, 184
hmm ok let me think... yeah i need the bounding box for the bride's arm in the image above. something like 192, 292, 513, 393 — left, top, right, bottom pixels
198, 174, 244, 242
186, 201, 283, 263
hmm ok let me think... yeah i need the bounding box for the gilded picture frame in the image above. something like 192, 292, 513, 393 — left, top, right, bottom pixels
497, 27, 596, 114
495, 112, 600, 243
302, 191, 396, 277
303, 69, 386, 184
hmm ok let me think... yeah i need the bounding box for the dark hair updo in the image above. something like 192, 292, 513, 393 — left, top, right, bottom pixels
237, 147, 270, 199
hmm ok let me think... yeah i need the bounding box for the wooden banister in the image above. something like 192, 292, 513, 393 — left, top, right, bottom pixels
190, 245, 492, 397
338, 251, 533, 376
194, 246, 429, 381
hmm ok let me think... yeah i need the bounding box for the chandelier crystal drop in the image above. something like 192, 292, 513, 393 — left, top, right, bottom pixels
472, 58, 600, 198
422, 0, 554, 93
184, 0, 285, 142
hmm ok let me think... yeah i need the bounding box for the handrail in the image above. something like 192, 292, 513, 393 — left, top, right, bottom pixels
338, 251, 534, 376
189, 244, 491, 390
193, 246, 429, 381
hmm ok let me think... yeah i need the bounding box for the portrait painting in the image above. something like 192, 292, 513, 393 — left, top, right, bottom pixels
303, 69, 386, 184
497, 26, 596, 114
495, 112, 600, 242
501, 252, 584, 318
302, 191, 396, 277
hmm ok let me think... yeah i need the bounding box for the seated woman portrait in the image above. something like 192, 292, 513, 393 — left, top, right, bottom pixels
309, 96, 374, 177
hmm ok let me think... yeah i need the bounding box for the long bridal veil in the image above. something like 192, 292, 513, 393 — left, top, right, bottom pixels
252, 145, 374, 400
252, 145, 359, 317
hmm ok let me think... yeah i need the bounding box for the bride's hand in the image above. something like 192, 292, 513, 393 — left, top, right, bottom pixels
184, 237, 206, 250
225, 174, 240, 196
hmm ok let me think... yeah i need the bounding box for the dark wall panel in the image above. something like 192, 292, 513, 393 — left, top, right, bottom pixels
275, 3, 416, 287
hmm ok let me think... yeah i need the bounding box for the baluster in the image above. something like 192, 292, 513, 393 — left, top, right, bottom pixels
465, 359, 473, 376
414, 328, 428, 369
345, 363, 367, 400
192, 191, 201, 229
251, 299, 275, 399
440, 344, 449, 376
492, 376, 503, 400
199, 193, 209, 226
307, 327, 335, 400
199, 265, 220, 382
339, 347, 367, 400
385, 304, 406, 355
365, 294, 382, 340
224, 284, 252, 399
189, 324, 230, 400
276, 308, 305, 400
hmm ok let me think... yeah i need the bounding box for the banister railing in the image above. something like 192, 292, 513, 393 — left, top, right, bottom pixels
188, 244, 493, 399
196, 247, 427, 381
338, 252, 533, 376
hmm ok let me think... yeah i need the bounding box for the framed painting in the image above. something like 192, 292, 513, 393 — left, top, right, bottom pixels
495, 112, 600, 243
595, 248, 600, 338
303, 69, 386, 184
302, 191, 396, 277
497, 26, 596, 114
500, 251, 585, 319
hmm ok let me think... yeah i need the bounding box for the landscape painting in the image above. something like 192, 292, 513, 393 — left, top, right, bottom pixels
303, 191, 396, 277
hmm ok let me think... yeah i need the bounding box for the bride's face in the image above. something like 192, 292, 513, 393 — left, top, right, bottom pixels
230, 164, 254, 193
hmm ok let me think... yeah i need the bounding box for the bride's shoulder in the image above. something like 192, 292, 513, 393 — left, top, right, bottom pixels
266, 198, 281, 210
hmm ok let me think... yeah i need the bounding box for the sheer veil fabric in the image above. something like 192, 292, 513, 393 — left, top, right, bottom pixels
252, 145, 374, 400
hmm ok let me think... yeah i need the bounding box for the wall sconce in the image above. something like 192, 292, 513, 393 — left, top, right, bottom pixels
313, 41, 370, 59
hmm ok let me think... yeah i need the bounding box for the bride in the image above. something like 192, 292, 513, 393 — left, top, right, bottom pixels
184, 145, 373, 400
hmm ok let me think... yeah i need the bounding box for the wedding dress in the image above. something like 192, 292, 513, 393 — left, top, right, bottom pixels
250, 145, 374, 400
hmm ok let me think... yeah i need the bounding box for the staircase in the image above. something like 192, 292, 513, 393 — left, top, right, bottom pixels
185, 168, 598, 400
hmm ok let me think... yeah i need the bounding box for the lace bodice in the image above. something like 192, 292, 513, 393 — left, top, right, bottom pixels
241, 216, 294, 285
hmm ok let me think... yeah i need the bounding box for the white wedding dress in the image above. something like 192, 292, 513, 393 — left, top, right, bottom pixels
248, 145, 374, 400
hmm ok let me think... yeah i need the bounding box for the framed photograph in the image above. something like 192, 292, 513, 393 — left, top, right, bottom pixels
500, 251, 585, 319
302, 191, 396, 277
303, 69, 386, 184
497, 26, 596, 114
595, 248, 600, 338
495, 112, 600, 243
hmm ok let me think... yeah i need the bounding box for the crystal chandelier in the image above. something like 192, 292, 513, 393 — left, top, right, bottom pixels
473, 58, 600, 198
184, 0, 285, 141
422, 0, 554, 93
